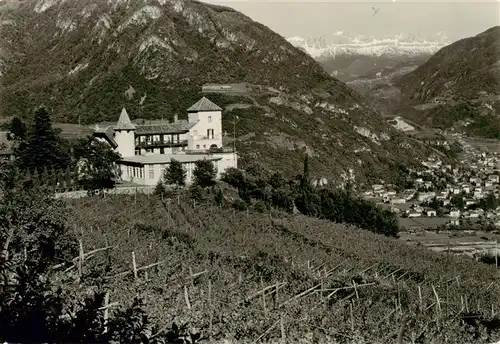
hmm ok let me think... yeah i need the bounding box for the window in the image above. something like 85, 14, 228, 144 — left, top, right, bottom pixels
196, 145, 200, 149
203, 145, 206, 149
160, 147, 164, 154
160, 164, 165, 177
207, 129, 214, 139
148, 165, 154, 179
208, 116, 212, 123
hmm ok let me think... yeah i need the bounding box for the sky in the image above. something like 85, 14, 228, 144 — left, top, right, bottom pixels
202, 0, 500, 42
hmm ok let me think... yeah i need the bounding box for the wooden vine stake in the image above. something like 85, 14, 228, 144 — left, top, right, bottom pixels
261, 276, 267, 315
132, 251, 138, 280
275, 282, 280, 307
103, 291, 110, 333
189, 267, 194, 287
280, 316, 286, 344
496, 240, 498, 269
184, 285, 191, 310
78, 239, 84, 278
418, 285, 423, 313
350, 301, 354, 332
432, 285, 441, 313
208, 280, 213, 340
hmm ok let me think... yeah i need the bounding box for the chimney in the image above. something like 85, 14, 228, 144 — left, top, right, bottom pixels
174, 114, 178, 123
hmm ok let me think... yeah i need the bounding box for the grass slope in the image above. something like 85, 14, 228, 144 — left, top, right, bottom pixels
62, 193, 500, 343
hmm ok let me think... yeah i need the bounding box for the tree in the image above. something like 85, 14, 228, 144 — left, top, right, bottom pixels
479, 192, 498, 211
15, 107, 71, 172
300, 153, 311, 189
450, 194, 465, 210
7, 117, 26, 141
193, 159, 217, 188
295, 153, 320, 216
163, 159, 186, 187
73, 137, 121, 193
221, 167, 245, 188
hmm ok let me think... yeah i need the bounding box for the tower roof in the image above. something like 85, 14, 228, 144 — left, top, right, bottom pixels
114, 107, 136, 130
187, 97, 222, 112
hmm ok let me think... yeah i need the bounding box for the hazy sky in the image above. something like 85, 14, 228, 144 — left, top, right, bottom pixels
202, 0, 500, 42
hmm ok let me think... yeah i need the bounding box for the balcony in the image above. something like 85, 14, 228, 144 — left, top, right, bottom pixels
136, 140, 188, 149
190, 133, 222, 140
185, 146, 236, 154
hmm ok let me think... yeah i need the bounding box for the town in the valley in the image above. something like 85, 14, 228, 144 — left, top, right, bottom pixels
363, 133, 500, 231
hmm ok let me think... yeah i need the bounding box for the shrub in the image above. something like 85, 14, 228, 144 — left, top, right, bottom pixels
232, 198, 248, 211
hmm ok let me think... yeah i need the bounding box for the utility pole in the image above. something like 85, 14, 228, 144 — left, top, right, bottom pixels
233, 117, 236, 153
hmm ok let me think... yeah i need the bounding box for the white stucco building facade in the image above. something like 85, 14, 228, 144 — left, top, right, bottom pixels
94, 97, 238, 186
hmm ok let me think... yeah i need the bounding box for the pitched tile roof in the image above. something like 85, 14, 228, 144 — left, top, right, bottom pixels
93, 127, 118, 148
114, 108, 136, 130
135, 121, 196, 135
187, 97, 222, 112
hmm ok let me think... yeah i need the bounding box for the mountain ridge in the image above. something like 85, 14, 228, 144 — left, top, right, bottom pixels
396, 26, 500, 102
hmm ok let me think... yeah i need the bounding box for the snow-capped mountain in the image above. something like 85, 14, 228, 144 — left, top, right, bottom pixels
287, 33, 450, 59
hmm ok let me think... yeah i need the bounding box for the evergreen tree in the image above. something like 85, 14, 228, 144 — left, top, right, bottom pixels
15, 107, 71, 172
479, 192, 498, 211
7, 117, 27, 141
41, 166, 50, 186
163, 159, 186, 187
32, 168, 40, 187
193, 159, 217, 188
295, 153, 319, 216
301, 153, 310, 189
75, 137, 121, 192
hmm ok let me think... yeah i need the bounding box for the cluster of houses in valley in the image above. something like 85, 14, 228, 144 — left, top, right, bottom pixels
363, 149, 500, 229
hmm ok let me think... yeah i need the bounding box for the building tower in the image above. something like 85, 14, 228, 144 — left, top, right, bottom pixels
186, 97, 223, 151
113, 107, 136, 158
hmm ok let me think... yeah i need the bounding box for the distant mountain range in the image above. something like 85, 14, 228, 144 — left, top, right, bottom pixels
287, 33, 450, 59
286, 33, 450, 82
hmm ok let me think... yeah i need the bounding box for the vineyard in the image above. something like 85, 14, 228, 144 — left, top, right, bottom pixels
60, 193, 500, 343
